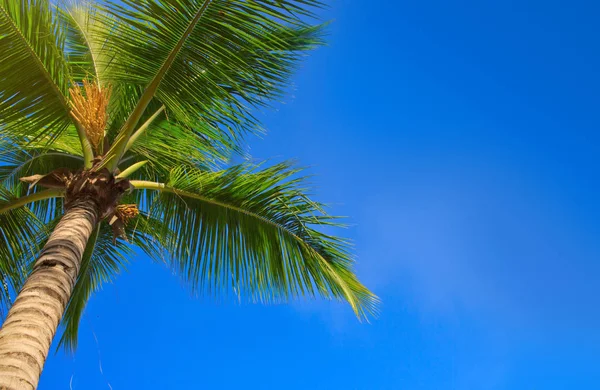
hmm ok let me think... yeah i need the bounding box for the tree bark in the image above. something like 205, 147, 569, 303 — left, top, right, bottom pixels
0, 198, 99, 390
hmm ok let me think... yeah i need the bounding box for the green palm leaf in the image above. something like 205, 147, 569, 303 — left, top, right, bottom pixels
132, 163, 378, 319
0, 187, 57, 315
123, 118, 228, 177
100, 0, 324, 168
0, 0, 95, 164
58, 1, 111, 87
0, 0, 70, 138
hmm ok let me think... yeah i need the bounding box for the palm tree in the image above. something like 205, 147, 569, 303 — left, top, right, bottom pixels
0, 0, 377, 388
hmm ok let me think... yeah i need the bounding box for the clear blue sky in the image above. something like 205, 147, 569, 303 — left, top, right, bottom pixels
41, 0, 600, 389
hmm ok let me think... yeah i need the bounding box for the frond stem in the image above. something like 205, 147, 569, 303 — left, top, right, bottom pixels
124, 106, 165, 154
0, 189, 64, 215
116, 160, 148, 179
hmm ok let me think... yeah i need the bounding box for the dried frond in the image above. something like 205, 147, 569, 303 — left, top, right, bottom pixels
69, 80, 111, 153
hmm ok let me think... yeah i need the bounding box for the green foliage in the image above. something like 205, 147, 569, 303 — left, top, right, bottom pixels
132, 163, 378, 318
0, 0, 71, 140
124, 117, 224, 177
100, 0, 325, 167
0, 0, 377, 354
0, 188, 47, 312
58, 1, 111, 87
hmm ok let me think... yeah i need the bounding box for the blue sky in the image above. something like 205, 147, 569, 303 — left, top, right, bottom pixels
40, 0, 600, 389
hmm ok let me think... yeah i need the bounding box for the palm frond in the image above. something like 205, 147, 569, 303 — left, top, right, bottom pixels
122, 118, 227, 178
0, 0, 70, 139
99, 0, 325, 168
131, 163, 378, 319
58, 1, 111, 87
25, 125, 86, 157
0, 186, 60, 315
101, 0, 213, 167
0, 0, 96, 164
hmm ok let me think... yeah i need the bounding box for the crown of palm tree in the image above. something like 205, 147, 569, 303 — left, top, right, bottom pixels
0, 0, 378, 355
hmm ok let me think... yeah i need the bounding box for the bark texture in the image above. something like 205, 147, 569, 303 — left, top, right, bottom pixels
0, 198, 99, 390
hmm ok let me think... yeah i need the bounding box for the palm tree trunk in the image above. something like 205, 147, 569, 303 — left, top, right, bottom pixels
0, 198, 99, 390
